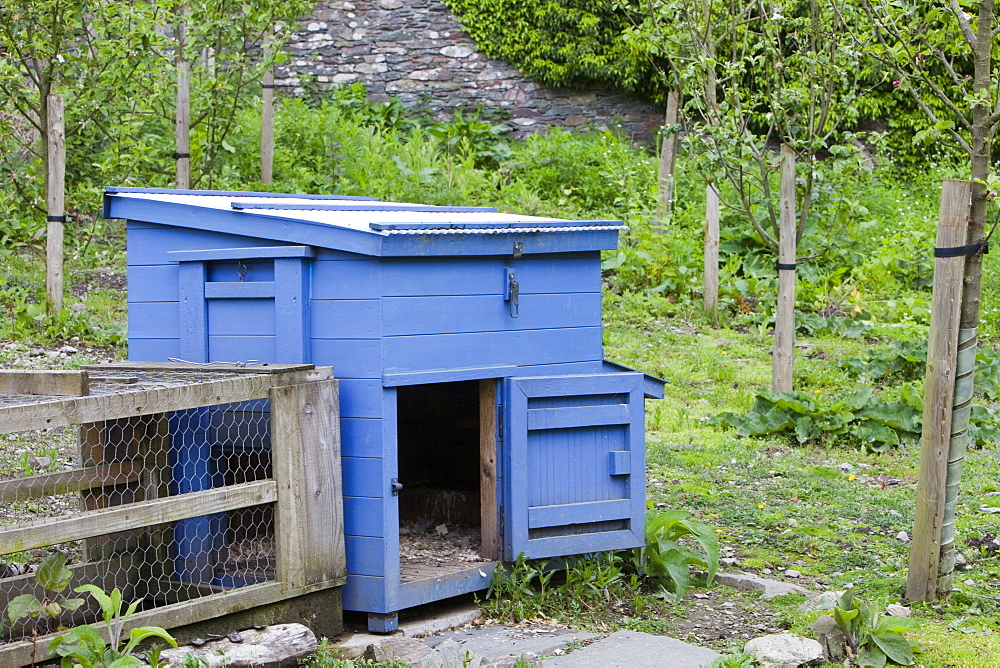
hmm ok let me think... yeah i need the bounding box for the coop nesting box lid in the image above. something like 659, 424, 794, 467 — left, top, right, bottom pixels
103, 187, 627, 257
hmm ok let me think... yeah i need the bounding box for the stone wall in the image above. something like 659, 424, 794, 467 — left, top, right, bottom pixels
276, 0, 663, 140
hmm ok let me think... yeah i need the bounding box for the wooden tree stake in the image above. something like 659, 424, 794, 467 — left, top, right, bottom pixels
657, 90, 681, 220
704, 182, 720, 325
46, 93, 65, 314
175, 6, 191, 189
907, 179, 970, 601
772, 145, 796, 393
261, 28, 276, 184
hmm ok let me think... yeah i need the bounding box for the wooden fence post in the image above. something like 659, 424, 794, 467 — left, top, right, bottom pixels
771, 145, 796, 393
907, 179, 970, 601
271, 380, 344, 589
46, 93, 65, 314
704, 182, 720, 325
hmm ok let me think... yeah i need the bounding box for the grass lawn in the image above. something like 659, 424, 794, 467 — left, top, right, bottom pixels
604, 290, 1000, 666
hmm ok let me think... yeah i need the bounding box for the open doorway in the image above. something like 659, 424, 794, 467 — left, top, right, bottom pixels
395, 380, 497, 582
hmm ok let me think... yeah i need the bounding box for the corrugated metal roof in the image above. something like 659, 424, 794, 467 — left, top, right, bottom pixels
105, 190, 625, 236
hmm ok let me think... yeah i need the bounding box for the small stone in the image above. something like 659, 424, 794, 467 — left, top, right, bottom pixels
762, 568, 773, 575
28, 456, 51, 469
798, 591, 845, 612
838, 463, 853, 471
435, 524, 448, 535
886, 604, 911, 617
888, 509, 902, 517
721, 557, 740, 567
810, 615, 847, 663
964, 578, 975, 586
785, 569, 802, 578
787, 518, 798, 528
745, 633, 823, 668
896, 531, 910, 542
956, 552, 968, 570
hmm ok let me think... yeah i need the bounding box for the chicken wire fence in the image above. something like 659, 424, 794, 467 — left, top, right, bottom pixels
0, 363, 337, 648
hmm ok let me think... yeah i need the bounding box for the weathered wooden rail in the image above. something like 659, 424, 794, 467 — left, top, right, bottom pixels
0, 363, 344, 666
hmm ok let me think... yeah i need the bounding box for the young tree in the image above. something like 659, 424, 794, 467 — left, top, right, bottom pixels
853, 0, 1000, 600
0, 0, 167, 304
621, 0, 761, 322
628, 0, 870, 375
157, 0, 313, 188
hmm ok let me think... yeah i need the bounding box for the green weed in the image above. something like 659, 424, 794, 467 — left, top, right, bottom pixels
833, 588, 920, 666
637, 509, 719, 602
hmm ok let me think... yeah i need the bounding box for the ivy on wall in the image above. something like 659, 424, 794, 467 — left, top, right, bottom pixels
443, 0, 669, 103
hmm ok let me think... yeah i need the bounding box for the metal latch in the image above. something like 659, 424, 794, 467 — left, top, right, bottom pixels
505, 269, 519, 318
391, 478, 403, 496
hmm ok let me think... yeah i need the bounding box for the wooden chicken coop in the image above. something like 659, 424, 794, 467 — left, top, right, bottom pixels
105, 186, 663, 632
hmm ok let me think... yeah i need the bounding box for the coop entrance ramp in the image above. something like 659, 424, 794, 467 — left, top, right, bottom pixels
0, 363, 344, 666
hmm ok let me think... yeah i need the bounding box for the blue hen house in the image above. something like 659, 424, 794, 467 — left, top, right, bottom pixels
105, 187, 663, 632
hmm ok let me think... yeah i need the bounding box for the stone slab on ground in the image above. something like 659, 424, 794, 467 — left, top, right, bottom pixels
541, 630, 720, 667
366, 637, 486, 668
715, 571, 810, 599
425, 625, 599, 664
397, 601, 483, 637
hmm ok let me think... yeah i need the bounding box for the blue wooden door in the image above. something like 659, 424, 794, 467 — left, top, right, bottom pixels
501, 373, 646, 560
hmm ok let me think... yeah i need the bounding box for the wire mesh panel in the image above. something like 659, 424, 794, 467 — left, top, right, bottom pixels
0, 364, 344, 663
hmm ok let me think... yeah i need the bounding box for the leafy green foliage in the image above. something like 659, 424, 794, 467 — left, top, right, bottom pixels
845, 340, 928, 384
482, 551, 642, 624
714, 386, 922, 452
3, 553, 175, 666
4, 553, 85, 638
49, 584, 176, 668
834, 588, 920, 667
636, 509, 719, 602
443, 0, 664, 101
0, 274, 125, 346
716, 383, 1000, 452
707, 653, 758, 668
482, 511, 719, 622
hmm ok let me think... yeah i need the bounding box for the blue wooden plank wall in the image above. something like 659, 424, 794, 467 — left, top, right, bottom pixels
128, 220, 611, 614
128, 224, 288, 361
309, 253, 392, 605
378, 254, 604, 374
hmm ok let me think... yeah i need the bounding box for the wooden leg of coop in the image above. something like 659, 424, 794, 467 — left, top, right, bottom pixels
368, 612, 399, 634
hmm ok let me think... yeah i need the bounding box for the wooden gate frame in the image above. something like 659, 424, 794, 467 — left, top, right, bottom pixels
0, 363, 344, 666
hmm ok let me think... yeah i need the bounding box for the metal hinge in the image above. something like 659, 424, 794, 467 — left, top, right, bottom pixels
391, 478, 403, 496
